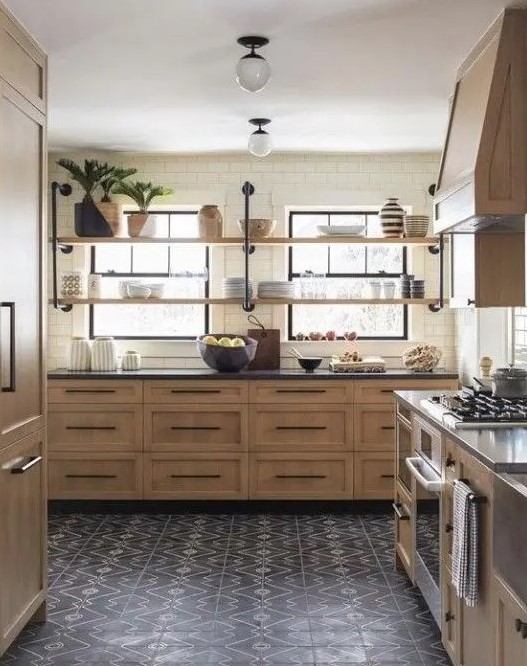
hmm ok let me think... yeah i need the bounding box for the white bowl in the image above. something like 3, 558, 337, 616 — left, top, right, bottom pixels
143, 283, 166, 298
118, 280, 139, 298
127, 284, 151, 299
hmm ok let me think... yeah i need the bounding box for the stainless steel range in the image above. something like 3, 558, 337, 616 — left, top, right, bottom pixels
421, 391, 527, 429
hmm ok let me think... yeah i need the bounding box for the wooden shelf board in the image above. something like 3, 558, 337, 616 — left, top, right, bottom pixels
54, 236, 439, 247
52, 297, 438, 306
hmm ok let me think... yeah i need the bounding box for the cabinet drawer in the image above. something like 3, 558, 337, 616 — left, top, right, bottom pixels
48, 405, 142, 452
48, 453, 142, 499
144, 380, 247, 404
250, 405, 348, 451
145, 406, 247, 452
249, 453, 352, 499
353, 405, 395, 451
145, 453, 248, 499
354, 452, 395, 499
354, 379, 458, 404
394, 481, 414, 581
48, 380, 142, 404
249, 381, 351, 404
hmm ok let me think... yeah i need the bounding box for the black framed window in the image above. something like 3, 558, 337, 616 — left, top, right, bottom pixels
90, 211, 209, 340
288, 211, 408, 340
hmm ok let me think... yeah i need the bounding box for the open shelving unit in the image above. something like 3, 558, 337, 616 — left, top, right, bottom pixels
50, 180, 445, 314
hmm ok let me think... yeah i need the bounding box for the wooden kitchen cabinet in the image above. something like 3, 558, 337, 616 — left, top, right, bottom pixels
494, 573, 527, 666
449, 232, 524, 308
394, 481, 414, 581
144, 380, 247, 405
249, 380, 351, 404
48, 379, 142, 404
353, 451, 394, 499
0, 430, 46, 655
353, 404, 395, 451
441, 566, 461, 664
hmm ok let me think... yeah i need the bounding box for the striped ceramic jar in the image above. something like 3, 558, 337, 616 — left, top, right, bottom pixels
91, 337, 118, 372
121, 351, 141, 371
379, 197, 405, 238
67, 337, 91, 371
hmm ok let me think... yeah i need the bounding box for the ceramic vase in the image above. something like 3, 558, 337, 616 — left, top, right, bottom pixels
91, 337, 118, 371
379, 197, 405, 238
96, 202, 125, 236
87, 274, 102, 299
67, 337, 91, 371
198, 205, 223, 238
74, 200, 112, 237
121, 350, 141, 371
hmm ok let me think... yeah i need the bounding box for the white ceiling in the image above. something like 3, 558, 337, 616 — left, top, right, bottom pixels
4, 0, 512, 153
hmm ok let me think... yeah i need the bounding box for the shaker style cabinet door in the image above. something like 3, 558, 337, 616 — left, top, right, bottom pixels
0, 81, 46, 448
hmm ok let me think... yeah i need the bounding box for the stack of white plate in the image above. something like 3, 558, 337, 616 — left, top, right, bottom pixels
222, 277, 253, 299
257, 281, 296, 299
403, 215, 430, 237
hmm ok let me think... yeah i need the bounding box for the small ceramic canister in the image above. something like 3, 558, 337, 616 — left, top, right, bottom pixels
87, 274, 102, 299
67, 337, 91, 371
91, 337, 118, 371
121, 350, 141, 371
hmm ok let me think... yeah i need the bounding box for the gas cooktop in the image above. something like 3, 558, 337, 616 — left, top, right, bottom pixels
421, 390, 527, 429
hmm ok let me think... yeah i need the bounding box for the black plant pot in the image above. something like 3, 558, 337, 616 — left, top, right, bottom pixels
74, 200, 112, 237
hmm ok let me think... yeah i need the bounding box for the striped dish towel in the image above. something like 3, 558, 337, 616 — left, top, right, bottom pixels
451, 479, 479, 607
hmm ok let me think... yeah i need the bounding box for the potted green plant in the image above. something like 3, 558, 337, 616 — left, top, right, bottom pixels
57, 158, 114, 237
112, 180, 174, 237
97, 167, 137, 236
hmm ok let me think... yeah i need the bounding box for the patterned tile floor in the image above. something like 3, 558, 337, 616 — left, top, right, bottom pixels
1, 510, 451, 665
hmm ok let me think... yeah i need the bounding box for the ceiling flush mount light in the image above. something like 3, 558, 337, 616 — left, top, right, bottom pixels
236, 36, 271, 93
248, 118, 272, 157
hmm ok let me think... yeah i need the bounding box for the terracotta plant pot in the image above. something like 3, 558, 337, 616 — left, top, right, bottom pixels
74, 200, 112, 237
198, 205, 223, 238
127, 213, 161, 238
96, 202, 125, 236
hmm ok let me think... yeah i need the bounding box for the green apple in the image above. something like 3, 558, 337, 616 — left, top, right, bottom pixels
231, 337, 246, 348
202, 335, 218, 346
218, 337, 233, 347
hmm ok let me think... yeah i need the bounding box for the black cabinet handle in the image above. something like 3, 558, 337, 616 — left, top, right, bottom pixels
170, 426, 221, 431
1, 302, 16, 392
65, 474, 117, 479
381, 389, 393, 394
275, 425, 326, 431
445, 523, 453, 533
392, 502, 409, 520
275, 389, 326, 394
381, 426, 396, 431
65, 389, 116, 394
10, 456, 42, 474
515, 619, 527, 639
170, 474, 221, 479
275, 474, 326, 479
467, 299, 475, 306
445, 456, 456, 468
380, 474, 395, 479
66, 426, 116, 431
445, 611, 455, 623
170, 389, 221, 394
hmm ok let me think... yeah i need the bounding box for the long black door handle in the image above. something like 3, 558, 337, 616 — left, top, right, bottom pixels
66, 426, 117, 431
275, 389, 326, 394
275, 474, 327, 479
65, 474, 117, 479
170, 389, 221, 394
1, 302, 15, 392
65, 389, 116, 394
381, 426, 396, 431
275, 426, 327, 431
10, 455, 42, 474
170, 426, 221, 431
170, 474, 221, 479
380, 474, 395, 479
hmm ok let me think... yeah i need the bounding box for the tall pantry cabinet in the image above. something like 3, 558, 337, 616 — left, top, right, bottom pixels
0, 3, 47, 657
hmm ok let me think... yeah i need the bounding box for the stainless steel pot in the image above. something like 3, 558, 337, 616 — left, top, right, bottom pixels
490, 366, 527, 398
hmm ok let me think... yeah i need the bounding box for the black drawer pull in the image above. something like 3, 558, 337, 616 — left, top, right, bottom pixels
445, 456, 456, 468
170, 426, 221, 431
66, 426, 117, 431
65, 389, 116, 394
275, 474, 327, 479
515, 619, 527, 639
392, 501, 409, 521
275, 389, 326, 394
10, 456, 42, 474
170, 474, 221, 479
445, 523, 453, 533
1, 302, 16, 392
275, 426, 327, 430
380, 474, 395, 479
445, 611, 455, 623
381, 426, 395, 431
65, 474, 117, 479
380, 389, 393, 394
170, 389, 221, 394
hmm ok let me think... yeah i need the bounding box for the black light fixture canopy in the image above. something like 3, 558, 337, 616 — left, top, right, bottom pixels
249, 118, 271, 129
237, 36, 269, 51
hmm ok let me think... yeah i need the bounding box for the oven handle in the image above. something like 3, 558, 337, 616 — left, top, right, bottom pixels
405, 456, 442, 492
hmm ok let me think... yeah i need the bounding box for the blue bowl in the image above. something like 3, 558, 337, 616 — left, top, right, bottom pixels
197, 334, 258, 372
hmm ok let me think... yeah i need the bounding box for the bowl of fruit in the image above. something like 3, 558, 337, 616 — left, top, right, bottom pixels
197, 334, 258, 372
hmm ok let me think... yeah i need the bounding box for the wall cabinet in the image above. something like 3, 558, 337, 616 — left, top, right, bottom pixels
494, 574, 527, 666
449, 232, 525, 308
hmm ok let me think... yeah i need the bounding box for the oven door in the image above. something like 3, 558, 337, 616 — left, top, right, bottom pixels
406, 455, 442, 626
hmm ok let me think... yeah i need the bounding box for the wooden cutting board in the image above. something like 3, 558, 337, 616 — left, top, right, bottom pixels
247, 328, 281, 370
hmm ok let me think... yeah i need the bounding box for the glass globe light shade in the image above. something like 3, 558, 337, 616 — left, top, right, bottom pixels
248, 129, 273, 157
236, 53, 271, 93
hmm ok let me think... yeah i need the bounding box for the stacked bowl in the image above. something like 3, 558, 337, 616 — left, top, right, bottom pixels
410, 280, 425, 299
400, 274, 414, 299
222, 277, 253, 299
404, 215, 430, 237
257, 281, 296, 299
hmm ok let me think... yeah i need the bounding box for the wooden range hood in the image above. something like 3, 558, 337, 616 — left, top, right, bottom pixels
433, 8, 527, 233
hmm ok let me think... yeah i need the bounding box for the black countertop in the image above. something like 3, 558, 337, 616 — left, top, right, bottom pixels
48, 368, 459, 381
395, 390, 527, 473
